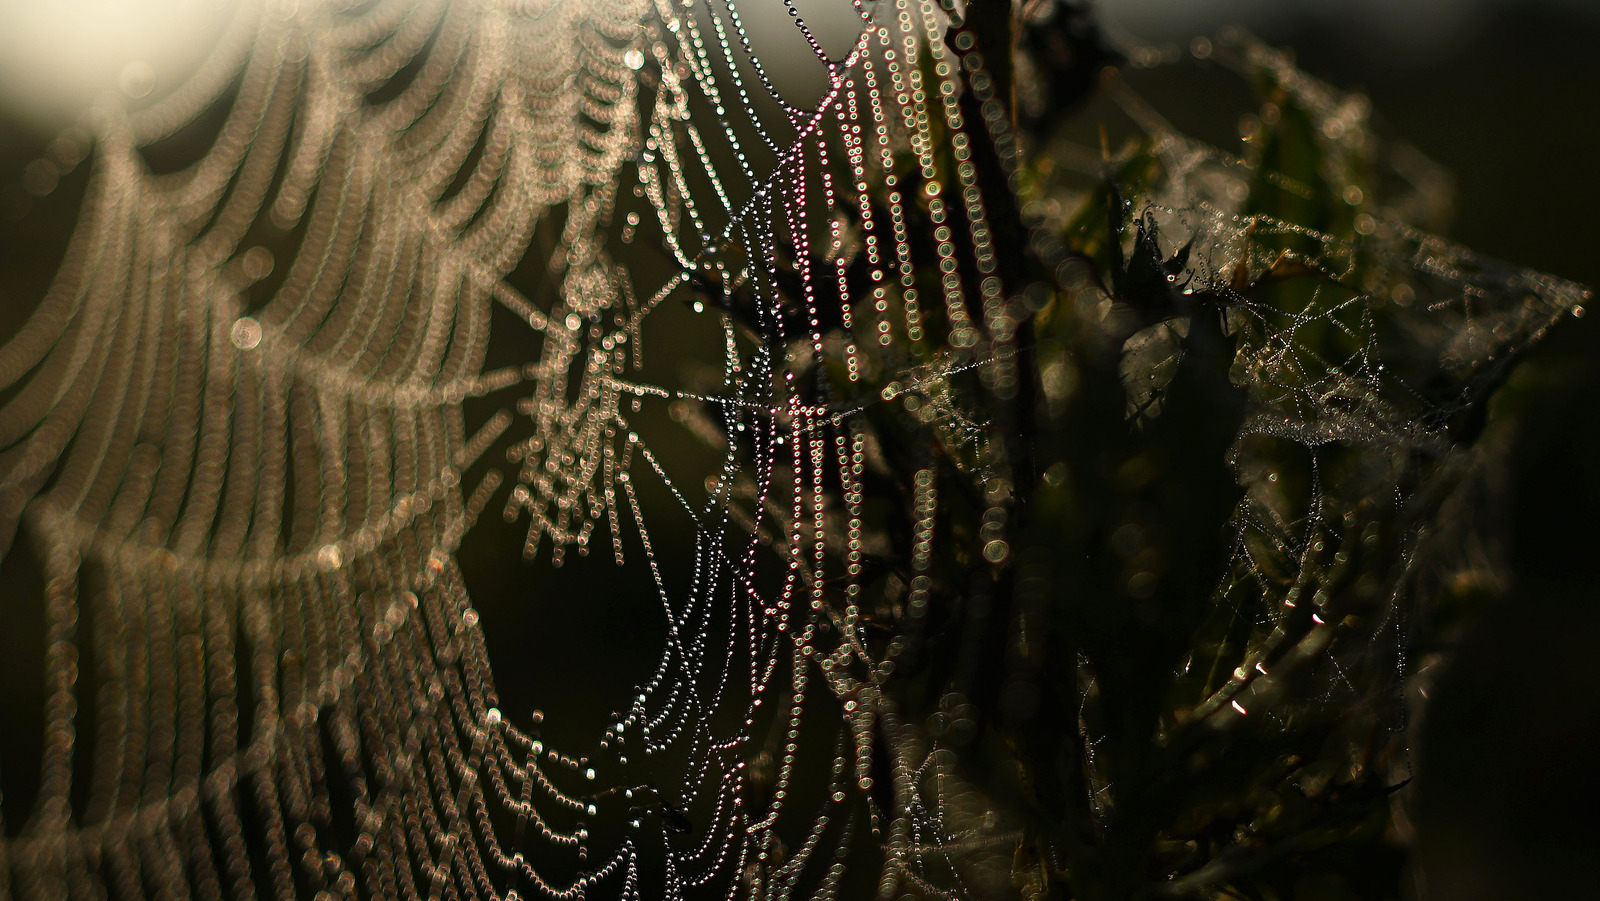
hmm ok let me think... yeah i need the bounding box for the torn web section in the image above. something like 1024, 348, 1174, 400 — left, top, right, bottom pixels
944, 26, 1594, 893
1077, 32, 1588, 761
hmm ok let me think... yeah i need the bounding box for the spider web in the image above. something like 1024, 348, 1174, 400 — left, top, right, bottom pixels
0, 2, 1586, 900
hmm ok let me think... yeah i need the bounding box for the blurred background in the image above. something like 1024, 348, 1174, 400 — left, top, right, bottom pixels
3, 1, 1597, 898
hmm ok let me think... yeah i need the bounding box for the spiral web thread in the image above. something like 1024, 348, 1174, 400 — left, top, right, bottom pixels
0, 2, 1588, 900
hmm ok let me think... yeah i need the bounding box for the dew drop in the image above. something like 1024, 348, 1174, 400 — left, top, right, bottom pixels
231, 317, 262, 350
21, 160, 58, 197
119, 61, 155, 99
240, 246, 274, 281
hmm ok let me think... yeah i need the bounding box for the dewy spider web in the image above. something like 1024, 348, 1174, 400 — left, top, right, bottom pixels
0, 2, 1586, 901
